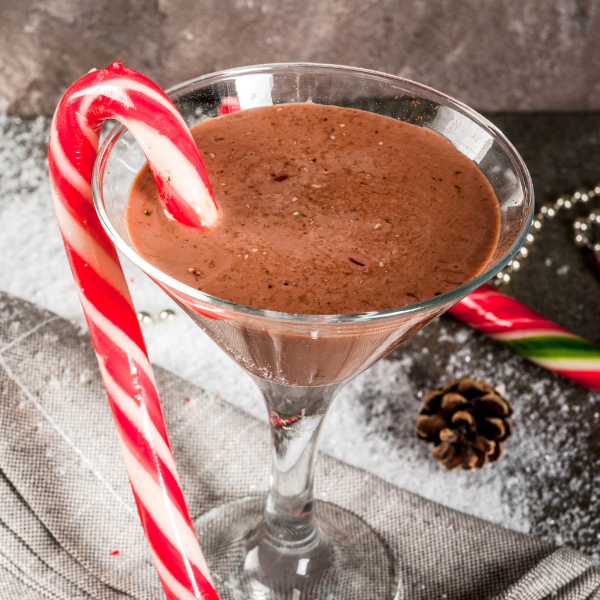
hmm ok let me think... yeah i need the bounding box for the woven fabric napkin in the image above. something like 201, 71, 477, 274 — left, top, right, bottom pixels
0, 290, 598, 600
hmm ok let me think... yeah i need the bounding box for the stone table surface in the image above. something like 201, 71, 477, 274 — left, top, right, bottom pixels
0, 111, 600, 560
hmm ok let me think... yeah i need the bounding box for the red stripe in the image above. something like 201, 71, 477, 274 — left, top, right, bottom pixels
106, 393, 192, 523
70, 252, 139, 336
88, 325, 171, 444
219, 96, 241, 115
552, 369, 600, 392
149, 170, 205, 228
99, 352, 169, 441
449, 284, 570, 336
66, 249, 128, 306
81, 284, 147, 353
156, 577, 180, 600
48, 161, 117, 258
102, 362, 170, 443
47, 145, 92, 203
100, 352, 169, 441
123, 93, 196, 149
132, 488, 218, 599
131, 488, 192, 585
55, 106, 99, 182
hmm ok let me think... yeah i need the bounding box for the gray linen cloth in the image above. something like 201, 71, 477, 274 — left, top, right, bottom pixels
0, 291, 598, 600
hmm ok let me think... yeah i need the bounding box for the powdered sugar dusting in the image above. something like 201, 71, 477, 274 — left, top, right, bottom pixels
372, 316, 600, 560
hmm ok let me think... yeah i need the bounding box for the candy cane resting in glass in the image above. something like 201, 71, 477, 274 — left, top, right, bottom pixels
93, 64, 534, 599
49, 62, 219, 600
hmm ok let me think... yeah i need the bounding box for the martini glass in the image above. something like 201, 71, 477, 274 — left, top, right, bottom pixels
93, 63, 533, 599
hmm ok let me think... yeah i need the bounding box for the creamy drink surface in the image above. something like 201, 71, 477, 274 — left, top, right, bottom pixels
126, 103, 500, 315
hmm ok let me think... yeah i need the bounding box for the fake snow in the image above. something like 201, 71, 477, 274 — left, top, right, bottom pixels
1, 116, 600, 560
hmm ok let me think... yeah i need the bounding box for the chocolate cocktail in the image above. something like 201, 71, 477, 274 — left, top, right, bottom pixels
93, 64, 533, 599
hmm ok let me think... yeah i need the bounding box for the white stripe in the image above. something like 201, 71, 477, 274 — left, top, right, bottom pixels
492, 329, 578, 342
534, 358, 600, 371
52, 190, 133, 304
152, 550, 209, 600
69, 78, 187, 129
118, 78, 189, 129
122, 118, 218, 227
79, 294, 155, 384
119, 442, 212, 585
49, 118, 93, 203
98, 361, 178, 477
76, 94, 101, 150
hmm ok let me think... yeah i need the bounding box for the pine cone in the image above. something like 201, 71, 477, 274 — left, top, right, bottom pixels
416, 376, 513, 470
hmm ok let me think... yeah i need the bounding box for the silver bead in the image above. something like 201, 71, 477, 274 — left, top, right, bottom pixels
575, 233, 590, 247
546, 208, 556, 218
520, 247, 529, 257
555, 197, 566, 208
575, 188, 589, 203
137, 311, 152, 323
594, 185, 600, 195
496, 271, 504, 280
540, 206, 549, 215
525, 233, 535, 245
159, 309, 176, 321
589, 210, 600, 223
564, 200, 573, 209
511, 260, 521, 271
533, 219, 542, 229
502, 273, 511, 283
593, 242, 600, 254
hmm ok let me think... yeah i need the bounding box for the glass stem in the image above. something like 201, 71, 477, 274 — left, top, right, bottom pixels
250, 376, 341, 550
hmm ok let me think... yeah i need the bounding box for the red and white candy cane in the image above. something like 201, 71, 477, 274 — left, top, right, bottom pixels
450, 284, 600, 392
218, 96, 241, 115
48, 62, 220, 600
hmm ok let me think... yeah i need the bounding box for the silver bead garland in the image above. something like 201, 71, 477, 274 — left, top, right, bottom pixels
495, 184, 600, 285
136, 308, 176, 323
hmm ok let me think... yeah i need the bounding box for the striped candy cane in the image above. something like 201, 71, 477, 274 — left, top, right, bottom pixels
449, 284, 600, 392
48, 62, 220, 600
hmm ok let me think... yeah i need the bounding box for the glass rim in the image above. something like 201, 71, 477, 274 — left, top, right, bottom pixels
92, 61, 534, 324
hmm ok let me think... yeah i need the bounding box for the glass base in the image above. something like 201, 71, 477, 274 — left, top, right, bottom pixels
195, 495, 400, 599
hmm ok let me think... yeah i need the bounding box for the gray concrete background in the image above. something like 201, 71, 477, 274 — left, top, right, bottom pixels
2, 0, 600, 115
